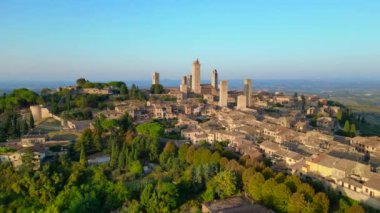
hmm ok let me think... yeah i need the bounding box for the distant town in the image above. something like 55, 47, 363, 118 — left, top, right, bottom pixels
0, 59, 379, 212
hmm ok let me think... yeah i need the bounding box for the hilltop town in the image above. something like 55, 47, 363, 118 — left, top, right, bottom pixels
0, 59, 379, 212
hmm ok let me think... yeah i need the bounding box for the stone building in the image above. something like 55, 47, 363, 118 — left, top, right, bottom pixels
181, 76, 187, 85
152, 72, 160, 85
243, 79, 252, 107
211, 69, 218, 89
219, 80, 228, 107
191, 59, 201, 94
236, 95, 247, 110
186, 74, 192, 90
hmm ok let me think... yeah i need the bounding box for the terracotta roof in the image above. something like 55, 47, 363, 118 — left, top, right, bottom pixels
203, 196, 269, 213
364, 174, 380, 191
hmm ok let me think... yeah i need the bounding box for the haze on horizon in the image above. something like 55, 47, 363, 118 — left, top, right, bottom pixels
0, 0, 379, 82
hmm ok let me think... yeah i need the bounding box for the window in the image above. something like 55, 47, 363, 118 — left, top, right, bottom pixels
370, 191, 374, 197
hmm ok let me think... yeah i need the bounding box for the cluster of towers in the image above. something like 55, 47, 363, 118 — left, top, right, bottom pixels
152, 59, 253, 109
179, 59, 218, 97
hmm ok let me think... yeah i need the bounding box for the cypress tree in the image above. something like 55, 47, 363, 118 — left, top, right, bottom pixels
80, 143, 86, 166
343, 120, 350, 134
350, 124, 357, 137
29, 113, 35, 128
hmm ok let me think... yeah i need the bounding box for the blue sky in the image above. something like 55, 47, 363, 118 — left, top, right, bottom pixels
0, 0, 379, 81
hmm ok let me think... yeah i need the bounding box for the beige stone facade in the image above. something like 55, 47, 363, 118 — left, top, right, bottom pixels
152, 72, 160, 85
211, 69, 218, 89
236, 95, 247, 110
191, 59, 201, 94
243, 79, 252, 107
219, 80, 228, 107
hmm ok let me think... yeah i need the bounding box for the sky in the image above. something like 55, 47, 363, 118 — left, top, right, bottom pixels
0, 0, 379, 82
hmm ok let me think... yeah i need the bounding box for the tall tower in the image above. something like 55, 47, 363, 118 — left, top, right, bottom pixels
192, 59, 201, 94
244, 79, 252, 107
152, 72, 160, 85
211, 69, 218, 89
219, 80, 228, 107
187, 74, 192, 90
181, 76, 187, 85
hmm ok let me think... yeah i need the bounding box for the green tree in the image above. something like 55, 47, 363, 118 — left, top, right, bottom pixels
178, 143, 189, 163
273, 183, 292, 213
210, 151, 221, 164
136, 122, 163, 139
160, 141, 177, 166
284, 175, 302, 193
119, 84, 128, 96
186, 145, 196, 164
261, 178, 277, 207
208, 170, 238, 199
345, 204, 365, 213
312, 192, 329, 213
150, 84, 165, 94
110, 138, 119, 168
156, 181, 179, 212
79, 143, 86, 166
297, 183, 315, 201
287, 192, 307, 213
29, 113, 35, 128
248, 172, 265, 202
343, 120, 350, 134
129, 160, 143, 178
76, 78, 87, 87
350, 123, 356, 137
21, 120, 29, 135
141, 183, 154, 208
21, 147, 35, 172
337, 110, 342, 121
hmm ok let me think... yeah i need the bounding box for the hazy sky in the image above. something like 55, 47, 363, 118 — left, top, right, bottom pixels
0, 0, 379, 81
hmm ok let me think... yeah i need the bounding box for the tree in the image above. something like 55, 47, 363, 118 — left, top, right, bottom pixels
178, 144, 189, 163
79, 143, 86, 166
345, 204, 365, 213
156, 181, 179, 211
273, 183, 292, 213
337, 110, 342, 121
284, 175, 302, 193
261, 178, 277, 207
312, 192, 329, 213
350, 123, 356, 137
29, 113, 35, 129
119, 84, 128, 96
262, 167, 275, 180
150, 84, 165, 94
248, 172, 265, 201
208, 170, 238, 199
202, 186, 215, 202
210, 151, 221, 164
129, 160, 143, 178
21, 120, 29, 135
297, 183, 315, 201
275, 173, 286, 183
160, 141, 177, 166
93, 133, 102, 151
21, 147, 35, 172
76, 78, 87, 87
163, 141, 177, 154
136, 122, 163, 139
287, 192, 307, 213
141, 183, 154, 208
186, 145, 196, 164
110, 138, 119, 168
343, 120, 350, 134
